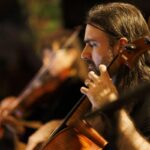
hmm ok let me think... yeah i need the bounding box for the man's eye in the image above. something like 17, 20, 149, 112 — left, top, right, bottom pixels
89, 42, 97, 47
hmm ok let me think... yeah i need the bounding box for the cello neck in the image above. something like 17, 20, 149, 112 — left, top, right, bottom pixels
66, 95, 91, 126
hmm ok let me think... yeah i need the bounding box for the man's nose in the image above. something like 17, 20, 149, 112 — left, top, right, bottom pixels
81, 45, 91, 60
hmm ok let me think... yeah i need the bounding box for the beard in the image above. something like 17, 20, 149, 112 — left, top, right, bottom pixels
85, 59, 100, 75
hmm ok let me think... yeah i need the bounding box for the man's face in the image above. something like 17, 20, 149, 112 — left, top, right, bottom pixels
81, 24, 115, 74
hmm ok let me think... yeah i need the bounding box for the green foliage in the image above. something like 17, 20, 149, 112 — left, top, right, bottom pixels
30, 0, 61, 19
18, 0, 62, 51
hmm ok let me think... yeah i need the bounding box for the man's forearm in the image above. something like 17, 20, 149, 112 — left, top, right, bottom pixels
117, 109, 150, 150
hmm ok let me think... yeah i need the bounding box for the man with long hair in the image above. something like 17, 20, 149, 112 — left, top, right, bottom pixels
81, 2, 150, 149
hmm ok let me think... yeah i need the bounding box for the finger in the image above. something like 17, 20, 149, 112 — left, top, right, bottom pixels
0, 108, 9, 120
0, 97, 17, 110
99, 64, 111, 79
80, 87, 88, 95
85, 79, 95, 88
99, 64, 107, 73
88, 71, 99, 82
26, 142, 37, 150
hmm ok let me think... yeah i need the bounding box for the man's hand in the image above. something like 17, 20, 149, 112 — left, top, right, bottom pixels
81, 64, 118, 110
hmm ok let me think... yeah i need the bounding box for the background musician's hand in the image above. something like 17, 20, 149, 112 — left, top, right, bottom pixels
0, 96, 25, 134
0, 96, 18, 123
26, 119, 62, 150
80, 64, 118, 110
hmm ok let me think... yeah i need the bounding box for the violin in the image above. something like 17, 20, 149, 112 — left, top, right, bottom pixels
40, 37, 150, 150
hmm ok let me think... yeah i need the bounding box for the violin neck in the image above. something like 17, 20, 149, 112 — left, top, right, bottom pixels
10, 64, 52, 114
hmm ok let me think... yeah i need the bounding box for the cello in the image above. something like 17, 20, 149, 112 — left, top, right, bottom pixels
40, 37, 150, 150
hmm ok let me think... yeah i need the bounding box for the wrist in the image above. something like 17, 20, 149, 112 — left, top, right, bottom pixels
117, 109, 134, 133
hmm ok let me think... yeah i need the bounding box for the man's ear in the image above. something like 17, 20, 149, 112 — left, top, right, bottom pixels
113, 37, 128, 56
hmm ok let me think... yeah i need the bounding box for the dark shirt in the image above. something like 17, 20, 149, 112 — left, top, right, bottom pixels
132, 95, 150, 140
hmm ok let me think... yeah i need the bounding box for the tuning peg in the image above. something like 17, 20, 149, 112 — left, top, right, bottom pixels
145, 36, 150, 44
124, 44, 136, 52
